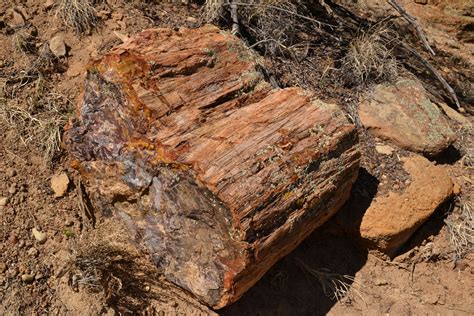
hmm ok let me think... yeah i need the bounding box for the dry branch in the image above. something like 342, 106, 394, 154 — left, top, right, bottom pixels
387, 0, 435, 56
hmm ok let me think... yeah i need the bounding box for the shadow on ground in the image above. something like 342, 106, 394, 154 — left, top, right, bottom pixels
221, 169, 377, 315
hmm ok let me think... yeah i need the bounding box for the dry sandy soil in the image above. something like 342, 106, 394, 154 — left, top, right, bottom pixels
0, 0, 473, 315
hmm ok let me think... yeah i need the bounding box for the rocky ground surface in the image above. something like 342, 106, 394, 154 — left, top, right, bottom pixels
0, 0, 473, 315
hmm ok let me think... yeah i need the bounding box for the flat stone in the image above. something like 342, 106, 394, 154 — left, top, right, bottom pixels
339, 155, 454, 257
32, 228, 47, 244
5, 8, 25, 28
359, 79, 456, 156
375, 144, 394, 155
49, 34, 67, 57
0, 197, 9, 206
21, 273, 35, 283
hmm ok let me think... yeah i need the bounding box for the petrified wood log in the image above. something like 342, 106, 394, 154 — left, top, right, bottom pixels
64, 25, 360, 308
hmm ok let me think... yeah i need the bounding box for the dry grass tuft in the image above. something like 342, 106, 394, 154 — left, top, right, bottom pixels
12, 31, 37, 55
7, 44, 62, 88
203, 0, 321, 57
0, 87, 72, 164
297, 259, 365, 306
340, 25, 398, 86
444, 198, 474, 261
57, 0, 100, 35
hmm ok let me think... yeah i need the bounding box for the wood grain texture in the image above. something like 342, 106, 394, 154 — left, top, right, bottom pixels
65, 25, 360, 308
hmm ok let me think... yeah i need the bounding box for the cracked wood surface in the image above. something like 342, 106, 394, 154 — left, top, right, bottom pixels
65, 25, 360, 308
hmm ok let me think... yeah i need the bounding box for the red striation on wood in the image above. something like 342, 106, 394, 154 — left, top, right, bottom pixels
64, 25, 360, 308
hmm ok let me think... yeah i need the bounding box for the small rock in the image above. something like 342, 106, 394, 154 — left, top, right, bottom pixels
44, 0, 55, 10
7, 267, 19, 278
32, 228, 47, 244
21, 273, 35, 283
6, 169, 17, 178
49, 34, 67, 58
186, 16, 198, 24
0, 262, 6, 274
0, 197, 9, 206
17, 240, 25, 248
375, 144, 394, 155
8, 185, 17, 195
35, 273, 44, 280
50, 172, 69, 197
27, 247, 39, 257
5, 8, 25, 28
374, 278, 388, 286
144, 285, 150, 292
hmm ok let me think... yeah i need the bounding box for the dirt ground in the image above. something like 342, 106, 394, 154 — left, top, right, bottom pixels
0, 0, 473, 315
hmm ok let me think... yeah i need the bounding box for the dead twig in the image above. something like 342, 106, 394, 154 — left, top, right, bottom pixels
387, 0, 435, 56
230, 0, 240, 35
399, 40, 463, 111
77, 179, 96, 228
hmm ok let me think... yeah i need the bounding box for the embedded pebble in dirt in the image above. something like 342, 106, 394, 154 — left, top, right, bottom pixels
50, 172, 69, 198
32, 228, 47, 244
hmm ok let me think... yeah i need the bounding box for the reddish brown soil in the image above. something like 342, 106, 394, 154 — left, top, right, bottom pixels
0, 1, 472, 315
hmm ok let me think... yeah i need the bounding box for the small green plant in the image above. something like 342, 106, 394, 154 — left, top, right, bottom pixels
63, 228, 76, 238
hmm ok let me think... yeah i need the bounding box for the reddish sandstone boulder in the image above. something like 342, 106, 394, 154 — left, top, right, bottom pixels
359, 79, 455, 156
64, 25, 360, 308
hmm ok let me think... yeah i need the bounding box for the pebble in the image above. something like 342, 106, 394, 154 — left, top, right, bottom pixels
49, 34, 67, 58
186, 16, 198, 24
32, 228, 47, 244
17, 240, 25, 248
7, 267, 19, 278
35, 273, 44, 280
50, 172, 69, 198
0, 196, 9, 206
374, 278, 388, 286
8, 185, 17, 195
0, 262, 6, 274
27, 247, 39, 257
8, 233, 18, 244
5, 8, 25, 28
6, 169, 17, 178
375, 144, 394, 155
21, 273, 35, 283
44, 0, 55, 10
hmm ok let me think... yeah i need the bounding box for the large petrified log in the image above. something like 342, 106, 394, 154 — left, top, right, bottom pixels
64, 25, 360, 308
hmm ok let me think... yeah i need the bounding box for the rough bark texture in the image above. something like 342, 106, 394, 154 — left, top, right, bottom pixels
64, 25, 360, 308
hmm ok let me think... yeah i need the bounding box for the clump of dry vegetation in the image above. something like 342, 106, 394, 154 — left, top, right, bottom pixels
57, 0, 100, 35
12, 31, 38, 55
296, 259, 365, 306
340, 26, 398, 86
445, 198, 474, 261
1, 39, 70, 165
0, 88, 72, 164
